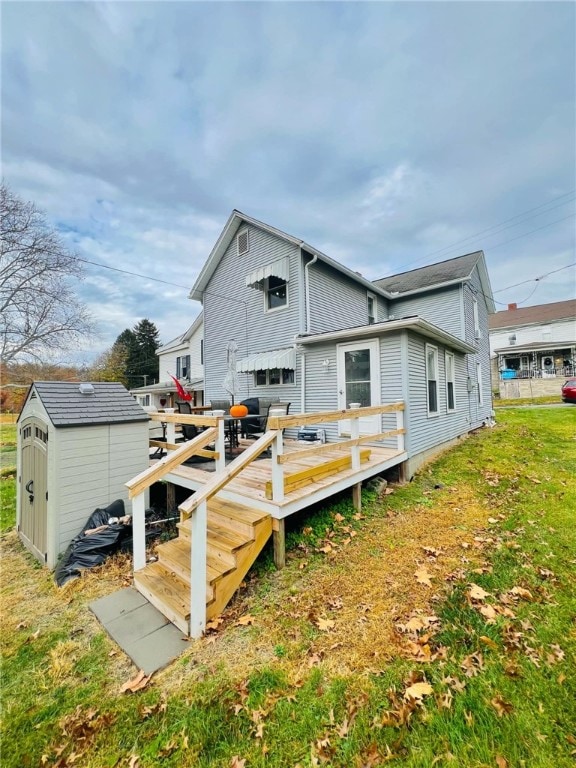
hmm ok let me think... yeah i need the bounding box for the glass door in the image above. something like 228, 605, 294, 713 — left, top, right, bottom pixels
336, 340, 380, 435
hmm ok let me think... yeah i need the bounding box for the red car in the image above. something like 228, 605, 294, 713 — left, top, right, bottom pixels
561, 378, 576, 403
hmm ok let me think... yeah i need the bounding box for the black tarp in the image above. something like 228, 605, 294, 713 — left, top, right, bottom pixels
55, 499, 131, 586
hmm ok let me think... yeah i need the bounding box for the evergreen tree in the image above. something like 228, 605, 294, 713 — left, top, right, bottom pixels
132, 319, 160, 386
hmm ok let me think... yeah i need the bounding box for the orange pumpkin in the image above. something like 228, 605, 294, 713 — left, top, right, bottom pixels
230, 404, 248, 418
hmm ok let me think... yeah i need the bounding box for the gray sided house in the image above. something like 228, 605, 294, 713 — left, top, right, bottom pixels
17, 382, 149, 568
190, 210, 495, 475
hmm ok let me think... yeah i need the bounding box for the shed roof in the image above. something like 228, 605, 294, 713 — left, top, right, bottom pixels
23, 382, 149, 427
488, 298, 576, 330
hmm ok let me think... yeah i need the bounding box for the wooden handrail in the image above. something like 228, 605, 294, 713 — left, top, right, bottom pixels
179, 430, 279, 519
267, 401, 405, 429
127, 427, 219, 498
276, 427, 406, 464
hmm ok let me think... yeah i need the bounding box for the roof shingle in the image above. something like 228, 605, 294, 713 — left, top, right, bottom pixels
373, 252, 483, 294
488, 299, 576, 330
30, 382, 149, 427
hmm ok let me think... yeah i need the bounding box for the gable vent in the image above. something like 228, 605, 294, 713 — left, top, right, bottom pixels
237, 230, 249, 256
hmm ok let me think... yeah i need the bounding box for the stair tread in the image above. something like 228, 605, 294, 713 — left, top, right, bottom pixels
208, 498, 270, 525
178, 519, 250, 551
134, 562, 190, 619
158, 538, 233, 581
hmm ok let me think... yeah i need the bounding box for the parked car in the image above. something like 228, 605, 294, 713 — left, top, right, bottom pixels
561, 378, 576, 403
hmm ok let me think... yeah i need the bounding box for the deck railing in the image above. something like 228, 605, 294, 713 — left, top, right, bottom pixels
126, 402, 406, 637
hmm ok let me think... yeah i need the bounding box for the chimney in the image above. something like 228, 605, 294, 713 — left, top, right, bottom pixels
507, 303, 517, 311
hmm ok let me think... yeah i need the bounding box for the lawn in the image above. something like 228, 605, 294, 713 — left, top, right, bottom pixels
1, 408, 574, 767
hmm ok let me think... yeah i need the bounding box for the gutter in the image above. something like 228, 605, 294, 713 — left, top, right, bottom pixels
296, 316, 477, 354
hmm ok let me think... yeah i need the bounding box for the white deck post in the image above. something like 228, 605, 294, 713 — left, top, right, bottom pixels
396, 406, 405, 452
270, 430, 284, 502
132, 492, 146, 572
215, 418, 226, 472
350, 414, 360, 470
189, 500, 207, 638
165, 421, 176, 452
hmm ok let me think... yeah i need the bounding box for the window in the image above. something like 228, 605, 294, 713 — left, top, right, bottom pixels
473, 298, 481, 339
254, 368, 294, 387
138, 394, 150, 407
367, 293, 376, 325
200, 340, 204, 365
265, 275, 288, 311
237, 230, 249, 255
176, 355, 190, 379
477, 362, 483, 405
426, 344, 439, 415
508, 334, 516, 346
445, 352, 456, 412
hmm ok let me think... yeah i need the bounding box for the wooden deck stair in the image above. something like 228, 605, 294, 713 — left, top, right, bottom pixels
134, 498, 272, 634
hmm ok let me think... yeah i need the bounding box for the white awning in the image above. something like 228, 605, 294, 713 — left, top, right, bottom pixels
236, 347, 296, 373
245, 257, 289, 289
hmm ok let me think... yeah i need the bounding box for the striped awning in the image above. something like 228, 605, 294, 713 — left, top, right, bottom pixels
236, 347, 296, 373
245, 257, 289, 289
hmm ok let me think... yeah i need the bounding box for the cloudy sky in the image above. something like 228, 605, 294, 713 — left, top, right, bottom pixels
2, 1, 575, 364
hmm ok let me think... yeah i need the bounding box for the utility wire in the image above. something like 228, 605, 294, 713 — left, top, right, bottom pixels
494, 262, 576, 292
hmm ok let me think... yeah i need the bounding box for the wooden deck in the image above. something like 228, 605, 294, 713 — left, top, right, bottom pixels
163, 438, 407, 519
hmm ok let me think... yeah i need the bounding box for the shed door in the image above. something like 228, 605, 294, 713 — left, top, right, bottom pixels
19, 419, 48, 563
337, 340, 381, 435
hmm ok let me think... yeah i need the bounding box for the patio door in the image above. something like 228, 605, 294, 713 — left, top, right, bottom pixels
19, 418, 48, 563
337, 340, 381, 436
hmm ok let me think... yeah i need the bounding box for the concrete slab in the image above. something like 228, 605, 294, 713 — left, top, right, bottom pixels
90, 587, 187, 674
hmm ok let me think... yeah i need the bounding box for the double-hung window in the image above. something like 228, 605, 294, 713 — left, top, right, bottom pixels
266, 275, 288, 311
426, 344, 439, 415
176, 355, 190, 379
477, 362, 483, 405
473, 298, 481, 339
367, 293, 376, 325
445, 351, 456, 412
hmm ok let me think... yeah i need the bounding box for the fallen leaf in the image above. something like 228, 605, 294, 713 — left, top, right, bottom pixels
491, 695, 513, 717
230, 757, 246, 768
404, 682, 433, 700
479, 605, 497, 621
315, 617, 335, 632
479, 635, 499, 650
120, 670, 151, 694
414, 567, 433, 587
236, 614, 255, 626
509, 586, 533, 601
468, 584, 489, 601
495, 756, 508, 768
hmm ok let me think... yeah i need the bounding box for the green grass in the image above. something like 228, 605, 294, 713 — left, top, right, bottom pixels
1, 408, 575, 767
493, 394, 563, 407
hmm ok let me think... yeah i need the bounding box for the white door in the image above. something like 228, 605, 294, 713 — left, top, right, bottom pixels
19, 418, 49, 563
337, 340, 381, 436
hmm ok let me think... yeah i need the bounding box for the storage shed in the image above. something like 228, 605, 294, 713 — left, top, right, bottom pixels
17, 381, 150, 568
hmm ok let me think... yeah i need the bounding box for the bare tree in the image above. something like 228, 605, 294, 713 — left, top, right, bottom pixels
0, 183, 95, 363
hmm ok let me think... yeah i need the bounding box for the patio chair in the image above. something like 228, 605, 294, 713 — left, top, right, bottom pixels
246, 401, 290, 441
209, 399, 232, 413
176, 401, 192, 414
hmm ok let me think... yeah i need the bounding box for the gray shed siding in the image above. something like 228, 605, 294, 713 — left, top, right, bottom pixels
203, 225, 302, 402
54, 423, 149, 553
389, 285, 464, 339
308, 260, 389, 334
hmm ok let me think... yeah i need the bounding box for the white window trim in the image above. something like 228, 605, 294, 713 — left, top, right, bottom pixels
254, 368, 295, 387
426, 343, 439, 417
263, 276, 289, 313
477, 362, 484, 405
445, 351, 456, 413
367, 292, 377, 325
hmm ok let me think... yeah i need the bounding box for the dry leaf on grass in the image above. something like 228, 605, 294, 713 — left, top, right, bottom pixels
404, 682, 433, 700
236, 614, 255, 626
230, 757, 246, 768
468, 583, 489, 601
495, 757, 508, 768
120, 670, 151, 694
490, 695, 514, 717
316, 617, 336, 632
414, 567, 433, 587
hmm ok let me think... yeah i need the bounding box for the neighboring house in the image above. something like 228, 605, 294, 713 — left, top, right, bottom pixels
189, 210, 495, 475
489, 299, 576, 380
131, 313, 204, 408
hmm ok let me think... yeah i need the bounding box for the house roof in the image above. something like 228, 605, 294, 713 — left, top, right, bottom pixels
493, 339, 575, 355
373, 251, 480, 292
20, 381, 149, 427
297, 315, 476, 354
157, 312, 203, 354
489, 299, 576, 331
189, 211, 495, 312
131, 378, 204, 395
189, 210, 395, 302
